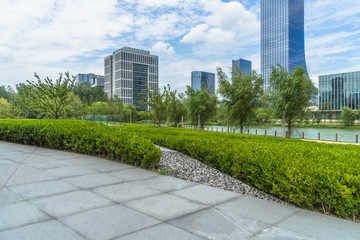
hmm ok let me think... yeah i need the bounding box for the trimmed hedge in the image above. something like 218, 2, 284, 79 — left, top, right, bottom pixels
123, 124, 360, 220
0, 120, 161, 168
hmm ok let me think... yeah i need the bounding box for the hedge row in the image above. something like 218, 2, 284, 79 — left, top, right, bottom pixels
122, 124, 360, 220
0, 120, 161, 168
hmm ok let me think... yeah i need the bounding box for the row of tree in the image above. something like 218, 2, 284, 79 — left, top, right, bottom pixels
0, 65, 318, 137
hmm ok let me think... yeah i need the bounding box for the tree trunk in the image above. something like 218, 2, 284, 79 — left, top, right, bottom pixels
287, 120, 292, 138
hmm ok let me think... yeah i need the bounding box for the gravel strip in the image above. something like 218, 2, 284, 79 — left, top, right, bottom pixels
155, 149, 285, 204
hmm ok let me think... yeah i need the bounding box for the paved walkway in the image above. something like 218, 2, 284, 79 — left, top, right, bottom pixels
0, 141, 358, 240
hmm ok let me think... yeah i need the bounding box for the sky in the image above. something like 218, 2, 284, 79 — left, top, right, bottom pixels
0, 0, 359, 93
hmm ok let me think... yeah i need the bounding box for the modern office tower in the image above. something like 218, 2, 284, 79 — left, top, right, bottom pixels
191, 71, 215, 96
232, 58, 252, 76
104, 47, 159, 109
319, 71, 360, 111
75, 73, 105, 89
261, 0, 308, 88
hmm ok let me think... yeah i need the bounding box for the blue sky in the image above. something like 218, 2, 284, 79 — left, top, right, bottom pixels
0, 0, 359, 93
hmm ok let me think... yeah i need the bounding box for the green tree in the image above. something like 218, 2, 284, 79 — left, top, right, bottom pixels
13, 84, 39, 118
62, 92, 84, 119
122, 104, 137, 123
108, 96, 123, 116
87, 101, 109, 115
73, 83, 108, 105
341, 107, 357, 126
26, 72, 75, 119
166, 88, 186, 127
269, 65, 317, 137
185, 86, 217, 129
140, 87, 167, 126
217, 67, 263, 133
0, 98, 13, 118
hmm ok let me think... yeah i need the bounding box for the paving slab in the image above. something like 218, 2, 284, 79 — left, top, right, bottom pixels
29, 190, 112, 218
0, 162, 19, 184
8, 179, 78, 199
0, 220, 86, 240
250, 226, 315, 240
59, 205, 160, 240
168, 208, 270, 240
132, 175, 195, 192
0, 187, 22, 205
45, 165, 96, 178
93, 182, 162, 203
85, 160, 133, 172
5, 165, 56, 186
0, 201, 50, 231
125, 193, 208, 221
115, 223, 205, 240
63, 173, 124, 189
109, 168, 158, 181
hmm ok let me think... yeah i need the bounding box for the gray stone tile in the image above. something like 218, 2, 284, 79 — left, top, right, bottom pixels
125, 193, 208, 221
115, 223, 204, 240
23, 154, 57, 163
0, 201, 50, 231
251, 226, 315, 240
45, 166, 96, 178
215, 196, 299, 225
133, 176, 195, 192
63, 173, 123, 189
8, 179, 78, 199
6, 165, 56, 186
0, 159, 17, 165
60, 205, 160, 240
276, 210, 360, 240
110, 168, 157, 181
86, 161, 133, 172
25, 159, 70, 170
0, 162, 18, 184
29, 190, 112, 218
0, 220, 86, 240
93, 182, 161, 203
169, 184, 240, 205
0, 187, 22, 205
169, 208, 270, 240
63, 157, 104, 166
1, 152, 30, 163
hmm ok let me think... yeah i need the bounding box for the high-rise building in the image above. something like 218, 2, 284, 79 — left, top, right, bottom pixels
319, 71, 360, 111
75, 73, 105, 90
104, 47, 159, 109
232, 58, 252, 76
191, 71, 215, 96
261, 0, 308, 88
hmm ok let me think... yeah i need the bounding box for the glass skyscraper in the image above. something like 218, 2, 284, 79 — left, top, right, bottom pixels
319, 71, 360, 111
191, 71, 215, 96
232, 58, 252, 76
104, 47, 159, 109
261, 0, 308, 88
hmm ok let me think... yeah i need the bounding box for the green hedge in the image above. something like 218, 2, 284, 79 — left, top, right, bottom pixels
123, 124, 360, 220
0, 120, 161, 168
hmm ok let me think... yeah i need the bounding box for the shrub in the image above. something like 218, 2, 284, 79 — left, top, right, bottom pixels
123, 124, 360, 220
0, 119, 161, 168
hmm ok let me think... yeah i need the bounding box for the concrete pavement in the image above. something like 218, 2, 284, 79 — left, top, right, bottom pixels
0, 141, 359, 240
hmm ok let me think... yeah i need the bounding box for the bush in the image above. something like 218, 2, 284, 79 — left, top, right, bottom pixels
341, 107, 358, 126
123, 124, 360, 220
0, 119, 161, 168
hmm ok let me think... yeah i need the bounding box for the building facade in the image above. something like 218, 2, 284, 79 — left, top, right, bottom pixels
232, 58, 252, 76
191, 71, 215, 96
261, 0, 308, 88
75, 73, 104, 89
104, 47, 159, 109
319, 71, 360, 111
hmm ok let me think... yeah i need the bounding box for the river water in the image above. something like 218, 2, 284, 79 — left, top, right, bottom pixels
198, 125, 360, 143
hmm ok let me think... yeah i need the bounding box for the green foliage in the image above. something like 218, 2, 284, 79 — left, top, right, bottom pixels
218, 67, 263, 132
185, 86, 218, 129
0, 120, 161, 168
140, 87, 167, 125
0, 98, 13, 118
341, 107, 358, 126
269, 66, 317, 137
166, 89, 186, 127
122, 124, 360, 220
26, 72, 75, 119
73, 83, 108, 105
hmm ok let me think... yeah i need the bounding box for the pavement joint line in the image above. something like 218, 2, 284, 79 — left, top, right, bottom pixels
0, 147, 37, 193
166, 175, 262, 240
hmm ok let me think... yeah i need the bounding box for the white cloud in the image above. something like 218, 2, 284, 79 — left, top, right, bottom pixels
151, 42, 175, 55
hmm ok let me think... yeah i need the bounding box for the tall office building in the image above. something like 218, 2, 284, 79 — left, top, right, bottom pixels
191, 71, 215, 96
261, 0, 308, 88
232, 58, 252, 76
319, 71, 360, 111
104, 47, 159, 109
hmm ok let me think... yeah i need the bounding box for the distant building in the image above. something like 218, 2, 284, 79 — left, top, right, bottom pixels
232, 58, 252, 76
104, 47, 159, 109
261, 0, 308, 88
191, 71, 215, 96
319, 71, 360, 111
75, 73, 104, 90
